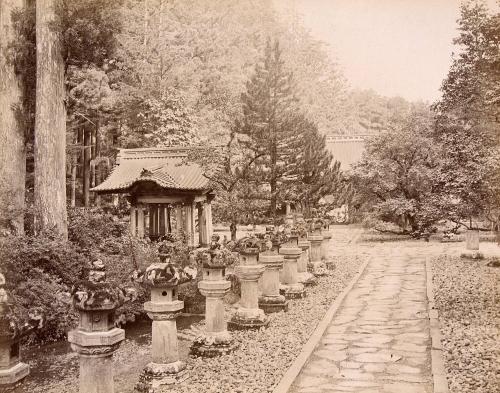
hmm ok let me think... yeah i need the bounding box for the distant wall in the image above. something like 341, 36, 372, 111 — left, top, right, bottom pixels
325, 135, 371, 171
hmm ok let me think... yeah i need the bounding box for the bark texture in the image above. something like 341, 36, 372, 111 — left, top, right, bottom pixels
34, 0, 67, 237
0, 0, 26, 235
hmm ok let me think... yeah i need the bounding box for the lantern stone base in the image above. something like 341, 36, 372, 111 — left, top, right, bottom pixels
258, 294, 288, 313
190, 331, 236, 358
281, 283, 306, 299
312, 262, 328, 276
135, 361, 189, 392
297, 271, 317, 286
325, 259, 335, 270
228, 307, 269, 330
0, 362, 30, 386
460, 250, 484, 260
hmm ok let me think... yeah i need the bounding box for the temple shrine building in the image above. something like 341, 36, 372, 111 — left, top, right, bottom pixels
91, 147, 214, 247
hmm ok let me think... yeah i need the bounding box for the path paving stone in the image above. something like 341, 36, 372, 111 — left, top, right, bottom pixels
289, 240, 434, 393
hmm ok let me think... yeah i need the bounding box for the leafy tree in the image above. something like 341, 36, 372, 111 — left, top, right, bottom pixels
352, 108, 442, 238
432, 1, 500, 230
187, 132, 267, 240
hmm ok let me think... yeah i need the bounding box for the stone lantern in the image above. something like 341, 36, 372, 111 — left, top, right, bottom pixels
279, 227, 306, 299
190, 248, 237, 357
136, 244, 192, 392
308, 219, 327, 276
68, 260, 134, 393
258, 235, 288, 313
0, 273, 41, 386
229, 237, 269, 329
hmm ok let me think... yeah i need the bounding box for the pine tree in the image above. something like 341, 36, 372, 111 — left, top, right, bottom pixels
283, 115, 343, 215
236, 39, 298, 217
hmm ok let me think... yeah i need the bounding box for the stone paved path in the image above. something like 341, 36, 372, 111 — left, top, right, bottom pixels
289, 242, 434, 393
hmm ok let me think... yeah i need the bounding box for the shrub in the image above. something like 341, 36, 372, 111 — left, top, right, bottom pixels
0, 234, 88, 343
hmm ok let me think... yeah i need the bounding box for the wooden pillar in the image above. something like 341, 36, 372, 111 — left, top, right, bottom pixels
175, 206, 183, 233
159, 205, 166, 237
130, 206, 137, 237
191, 202, 196, 246
137, 207, 145, 238
205, 200, 213, 240
184, 204, 194, 247
148, 205, 155, 239
198, 203, 210, 246
166, 206, 172, 233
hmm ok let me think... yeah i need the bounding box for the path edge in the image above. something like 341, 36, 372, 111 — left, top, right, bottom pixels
425, 257, 450, 393
272, 257, 370, 393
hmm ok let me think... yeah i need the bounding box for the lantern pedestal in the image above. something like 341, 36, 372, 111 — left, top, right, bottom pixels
258, 253, 288, 313
229, 265, 269, 329
297, 239, 316, 286
0, 274, 32, 387
68, 319, 125, 393
136, 273, 189, 392
191, 266, 235, 357
68, 259, 132, 393
308, 234, 327, 276
279, 245, 306, 299
0, 346, 30, 386
461, 229, 483, 259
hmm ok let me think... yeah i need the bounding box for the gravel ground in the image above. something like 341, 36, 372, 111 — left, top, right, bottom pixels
170, 254, 365, 393
9, 247, 364, 393
432, 254, 500, 393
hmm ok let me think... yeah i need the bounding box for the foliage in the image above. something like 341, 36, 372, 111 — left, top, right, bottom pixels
67, 207, 128, 250
352, 108, 442, 238
431, 1, 500, 229
282, 115, 345, 214
0, 234, 88, 343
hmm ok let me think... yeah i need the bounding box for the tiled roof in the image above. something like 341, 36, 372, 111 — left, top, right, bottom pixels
91, 147, 209, 193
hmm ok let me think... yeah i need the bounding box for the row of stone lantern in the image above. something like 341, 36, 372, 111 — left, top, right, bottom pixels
2, 218, 334, 393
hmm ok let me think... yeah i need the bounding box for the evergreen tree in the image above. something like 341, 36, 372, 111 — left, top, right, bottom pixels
236, 39, 298, 216
283, 116, 344, 215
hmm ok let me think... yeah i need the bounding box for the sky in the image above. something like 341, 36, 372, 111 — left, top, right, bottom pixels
290, 0, 499, 102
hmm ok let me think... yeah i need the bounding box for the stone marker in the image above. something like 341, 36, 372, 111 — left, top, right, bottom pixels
229, 237, 269, 329
69, 260, 134, 393
0, 273, 41, 386
191, 249, 236, 357
279, 229, 306, 299
136, 244, 191, 391
462, 229, 482, 259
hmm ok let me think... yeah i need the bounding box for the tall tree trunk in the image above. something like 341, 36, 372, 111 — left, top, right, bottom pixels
0, 0, 26, 235
270, 133, 277, 217
82, 128, 90, 206
34, 0, 67, 238
71, 163, 76, 208
94, 120, 101, 207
